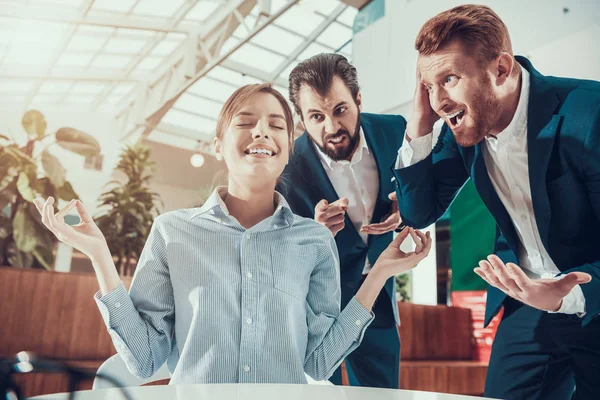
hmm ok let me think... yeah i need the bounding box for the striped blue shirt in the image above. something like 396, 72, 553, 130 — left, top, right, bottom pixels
95, 187, 374, 384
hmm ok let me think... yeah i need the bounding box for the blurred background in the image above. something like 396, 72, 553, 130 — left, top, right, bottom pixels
1, 0, 599, 397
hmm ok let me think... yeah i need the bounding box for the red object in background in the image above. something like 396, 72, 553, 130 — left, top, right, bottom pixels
451, 290, 503, 362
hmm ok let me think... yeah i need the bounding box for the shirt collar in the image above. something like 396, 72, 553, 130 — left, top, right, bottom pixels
190, 186, 295, 227
313, 126, 369, 170
486, 65, 530, 145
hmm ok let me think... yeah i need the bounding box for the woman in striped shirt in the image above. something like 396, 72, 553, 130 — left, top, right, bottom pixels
33, 83, 431, 384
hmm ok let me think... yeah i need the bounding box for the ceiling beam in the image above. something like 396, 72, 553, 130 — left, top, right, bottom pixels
270, 3, 347, 80
220, 59, 288, 88
0, 68, 142, 82
0, 3, 198, 33
118, 0, 300, 140
23, 0, 97, 109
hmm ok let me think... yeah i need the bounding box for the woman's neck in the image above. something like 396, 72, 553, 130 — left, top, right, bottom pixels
223, 181, 277, 229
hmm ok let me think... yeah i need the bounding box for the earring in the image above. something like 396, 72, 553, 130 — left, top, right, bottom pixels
215, 153, 222, 161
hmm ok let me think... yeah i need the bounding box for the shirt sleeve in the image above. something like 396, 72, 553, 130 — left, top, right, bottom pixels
548, 280, 586, 316
303, 229, 374, 381
95, 217, 175, 379
395, 131, 434, 169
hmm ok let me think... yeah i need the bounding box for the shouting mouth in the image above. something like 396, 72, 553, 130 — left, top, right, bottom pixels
446, 109, 465, 129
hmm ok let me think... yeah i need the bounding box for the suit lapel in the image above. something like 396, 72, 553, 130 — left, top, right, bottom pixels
470, 144, 519, 252
292, 133, 339, 203
522, 57, 561, 248
469, 57, 562, 254
361, 114, 393, 225
292, 132, 366, 248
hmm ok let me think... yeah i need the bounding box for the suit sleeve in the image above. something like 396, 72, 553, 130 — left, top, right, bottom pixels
561, 103, 600, 325
392, 124, 470, 229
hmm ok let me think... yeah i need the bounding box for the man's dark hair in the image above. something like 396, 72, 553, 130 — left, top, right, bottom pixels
288, 53, 360, 119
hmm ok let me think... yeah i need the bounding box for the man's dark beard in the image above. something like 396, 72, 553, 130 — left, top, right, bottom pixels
313, 115, 361, 161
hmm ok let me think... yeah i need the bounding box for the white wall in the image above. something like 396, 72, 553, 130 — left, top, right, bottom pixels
353, 0, 600, 304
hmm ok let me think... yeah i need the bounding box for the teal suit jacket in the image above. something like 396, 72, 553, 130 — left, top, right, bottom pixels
281, 113, 406, 324
393, 56, 600, 326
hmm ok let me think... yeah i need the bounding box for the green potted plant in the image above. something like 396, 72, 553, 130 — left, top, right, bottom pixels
94, 143, 162, 276
0, 110, 101, 269
396, 273, 411, 302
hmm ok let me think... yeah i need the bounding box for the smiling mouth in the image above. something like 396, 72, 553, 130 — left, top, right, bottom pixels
244, 148, 276, 157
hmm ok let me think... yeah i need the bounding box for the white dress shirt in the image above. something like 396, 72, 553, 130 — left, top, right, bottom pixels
395, 67, 585, 315
313, 127, 379, 274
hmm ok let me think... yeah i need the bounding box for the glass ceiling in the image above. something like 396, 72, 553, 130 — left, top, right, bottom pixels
0, 0, 357, 151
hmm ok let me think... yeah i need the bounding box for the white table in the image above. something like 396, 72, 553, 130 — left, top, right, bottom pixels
29, 384, 495, 400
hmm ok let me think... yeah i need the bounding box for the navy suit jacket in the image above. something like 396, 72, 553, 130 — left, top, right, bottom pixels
280, 113, 406, 324
394, 56, 600, 326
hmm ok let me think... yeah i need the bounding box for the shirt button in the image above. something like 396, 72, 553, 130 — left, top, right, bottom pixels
115, 302, 121, 309
273, 224, 278, 229
243, 365, 250, 373
247, 272, 253, 279
246, 318, 253, 325
355, 320, 361, 326
521, 215, 527, 221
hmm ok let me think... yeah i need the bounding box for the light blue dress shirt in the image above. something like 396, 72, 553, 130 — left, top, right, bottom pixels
95, 187, 374, 384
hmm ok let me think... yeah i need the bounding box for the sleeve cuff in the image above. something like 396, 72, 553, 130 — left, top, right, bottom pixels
337, 297, 374, 342
548, 281, 586, 316
95, 282, 138, 327
395, 131, 433, 168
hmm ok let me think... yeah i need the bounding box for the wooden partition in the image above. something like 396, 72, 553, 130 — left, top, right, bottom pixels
0, 267, 132, 398
398, 302, 488, 395
1, 267, 488, 396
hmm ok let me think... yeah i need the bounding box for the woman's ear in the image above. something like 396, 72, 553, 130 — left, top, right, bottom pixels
213, 138, 222, 161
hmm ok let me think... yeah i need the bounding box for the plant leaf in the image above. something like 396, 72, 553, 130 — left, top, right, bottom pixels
0, 150, 20, 192
33, 247, 53, 271
57, 181, 78, 201
4, 146, 37, 167
13, 205, 39, 252
55, 127, 101, 157
0, 215, 11, 239
16, 172, 36, 202
30, 177, 55, 199
22, 110, 47, 138
41, 150, 66, 188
